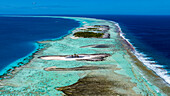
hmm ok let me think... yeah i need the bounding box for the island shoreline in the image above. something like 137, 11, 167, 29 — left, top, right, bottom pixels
0, 16, 169, 95
114, 22, 170, 94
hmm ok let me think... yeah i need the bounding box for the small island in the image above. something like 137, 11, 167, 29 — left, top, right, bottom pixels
73, 32, 104, 38
0, 17, 168, 96
39, 53, 111, 61
72, 25, 110, 38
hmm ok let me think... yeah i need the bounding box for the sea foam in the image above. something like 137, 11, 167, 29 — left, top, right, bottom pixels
114, 22, 170, 85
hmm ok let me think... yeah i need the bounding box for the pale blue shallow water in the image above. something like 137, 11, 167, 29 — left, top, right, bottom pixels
64, 15, 170, 84
0, 16, 166, 96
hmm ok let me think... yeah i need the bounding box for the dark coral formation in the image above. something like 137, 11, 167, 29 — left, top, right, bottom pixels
56, 75, 134, 96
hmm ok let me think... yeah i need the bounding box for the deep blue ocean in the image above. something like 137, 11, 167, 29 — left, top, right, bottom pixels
76, 15, 170, 83
0, 15, 169, 83
0, 16, 79, 71
78, 15, 170, 68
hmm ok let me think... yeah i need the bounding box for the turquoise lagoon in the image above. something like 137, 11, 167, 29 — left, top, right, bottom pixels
0, 16, 167, 96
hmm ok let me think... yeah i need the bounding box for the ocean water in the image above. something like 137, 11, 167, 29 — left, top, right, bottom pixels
0, 16, 79, 71
74, 15, 170, 83
0, 16, 160, 96
0, 16, 167, 95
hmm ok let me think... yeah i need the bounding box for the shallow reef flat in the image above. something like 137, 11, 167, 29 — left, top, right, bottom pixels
39, 53, 110, 61
44, 65, 109, 71
0, 16, 168, 96
56, 65, 137, 96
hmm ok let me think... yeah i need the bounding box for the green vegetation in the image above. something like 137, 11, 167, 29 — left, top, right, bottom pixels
87, 28, 98, 30
71, 54, 79, 58
94, 25, 103, 27
87, 28, 102, 31
73, 32, 104, 38
80, 28, 102, 31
